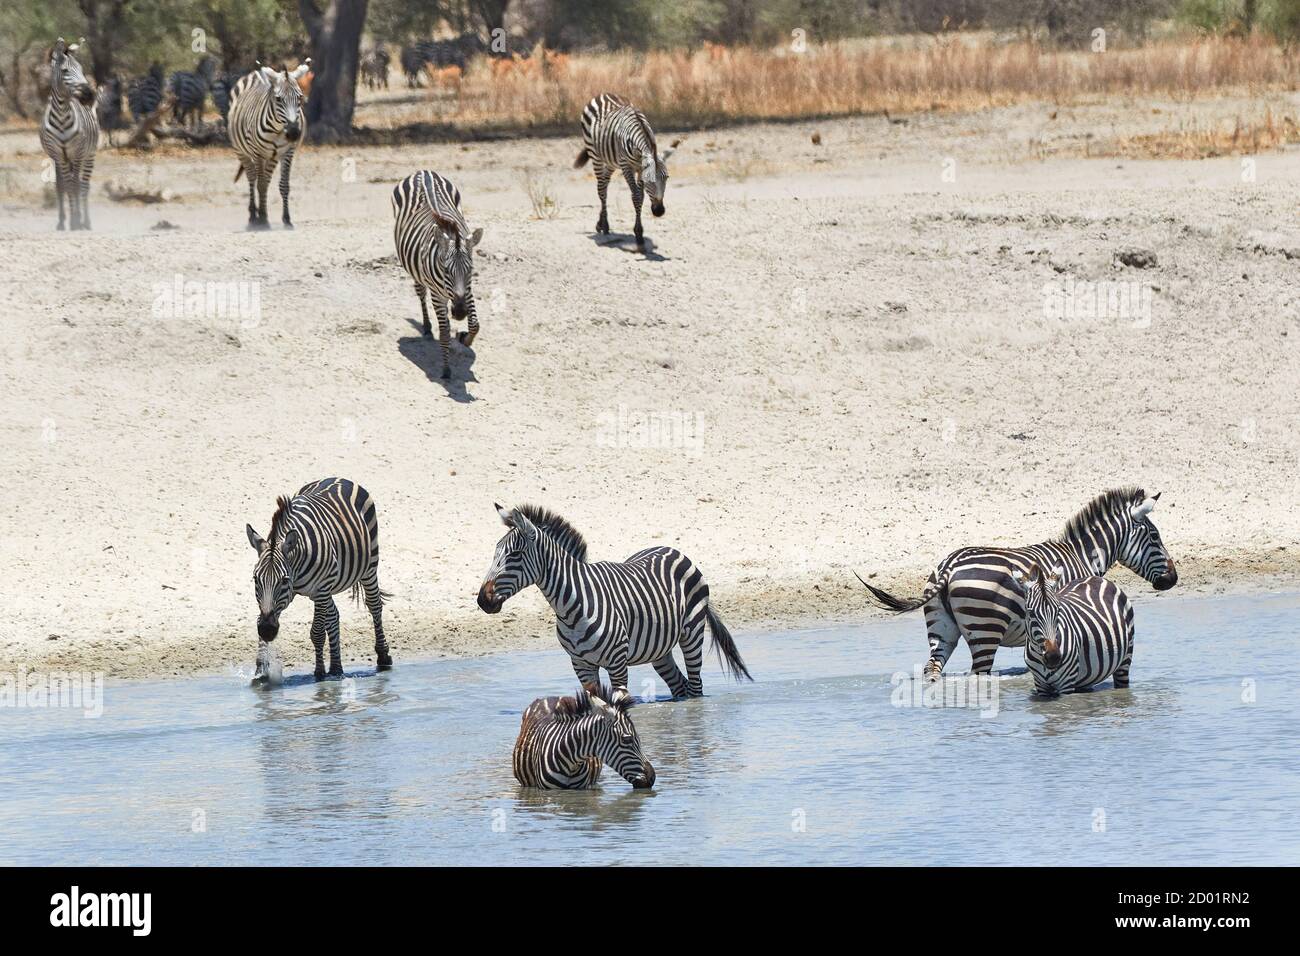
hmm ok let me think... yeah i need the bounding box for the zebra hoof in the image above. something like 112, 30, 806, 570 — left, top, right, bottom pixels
376, 657, 393, 671
314, 668, 327, 682
246, 222, 270, 232
440, 366, 451, 380
282, 221, 294, 230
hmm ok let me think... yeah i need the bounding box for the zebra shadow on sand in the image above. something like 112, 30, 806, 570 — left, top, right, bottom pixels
587, 232, 670, 262
397, 322, 478, 403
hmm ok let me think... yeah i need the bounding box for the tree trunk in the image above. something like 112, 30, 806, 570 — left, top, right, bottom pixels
299, 0, 368, 144
77, 0, 131, 87
472, 0, 510, 39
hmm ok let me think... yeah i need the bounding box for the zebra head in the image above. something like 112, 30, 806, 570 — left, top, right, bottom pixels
431, 212, 482, 319
1014, 564, 1065, 671
260, 61, 311, 142
50, 38, 95, 106
570, 684, 655, 789
1117, 492, 1177, 591
246, 497, 300, 641
642, 142, 675, 217
479, 503, 541, 613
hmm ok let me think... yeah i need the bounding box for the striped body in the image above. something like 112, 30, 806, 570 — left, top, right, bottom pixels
575, 93, 674, 248
169, 57, 215, 127
512, 686, 654, 790
246, 477, 392, 680
228, 64, 309, 229
392, 170, 482, 379
40, 41, 98, 232
861, 488, 1175, 678
210, 71, 245, 122
128, 65, 165, 120
479, 505, 751, 696
1021, 573, 1135, 695
360, 49, 390, 89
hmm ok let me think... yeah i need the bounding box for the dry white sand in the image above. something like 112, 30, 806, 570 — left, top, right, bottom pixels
2, 94, 1298, 679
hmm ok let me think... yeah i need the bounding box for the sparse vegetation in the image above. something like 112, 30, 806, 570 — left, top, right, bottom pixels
522, 169, 560, 219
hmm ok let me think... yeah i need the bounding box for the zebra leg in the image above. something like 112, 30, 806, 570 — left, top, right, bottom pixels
54, 164, 67, 231
455, 294, 479, 348
278, 150, 295, 228
922, 594, 961, 681
321, 596, 344, 678
570, 656, 599, 687
1113, 642, 1133, 689
414, 283, 432, 337
309, 598, 330, 681
363, 574, 393, 670
594, 163, 611, 234
255, 165, 272, 228
434, 301, 452, 379
679, 620, 707, 698
652, 654, 689, 700
78, 158, 94, 230
967, 633, 1003, 677
244, 161, 259, 224
623, 167, 645, 247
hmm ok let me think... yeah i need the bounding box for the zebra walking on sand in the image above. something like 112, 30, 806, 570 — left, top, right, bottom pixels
228, 61, 310, 230
513, 684, 655, 790
574, 93, 675, 249
859, 487, 1175, 679
392, 170, 483, 379
40, 38, 98, 232
1013, 566, 1135, 695
246, 477, 393, 681
478, 504, 752, 696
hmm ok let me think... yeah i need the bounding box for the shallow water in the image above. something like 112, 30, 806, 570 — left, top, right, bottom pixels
2, 592, 1297, 865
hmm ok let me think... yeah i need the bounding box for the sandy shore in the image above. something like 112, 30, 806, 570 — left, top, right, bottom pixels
2, 93, 1298, 679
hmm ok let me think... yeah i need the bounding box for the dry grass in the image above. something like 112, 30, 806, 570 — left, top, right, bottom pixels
357, 34, 1300, 134
1095, 109, 1300, 159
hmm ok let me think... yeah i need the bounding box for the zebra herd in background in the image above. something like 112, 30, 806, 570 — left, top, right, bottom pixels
99, 56, 247, 131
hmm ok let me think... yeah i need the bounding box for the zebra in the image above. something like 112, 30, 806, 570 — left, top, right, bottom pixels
40, 38, 98, 232
245, 477, 393, 681
1012, 566, 1135, 696
391, 170, 483, 379
210, 70, 245, 123
168, 56, 215, 127
127, 64, 165, 121
228, 61, 310, 230
574, 93, 676, 249
95, 76, 125, 131
859, 487, 1175, 680
478, 504, 752, 696
360, 48, 391, 90
513, 684, 655, 790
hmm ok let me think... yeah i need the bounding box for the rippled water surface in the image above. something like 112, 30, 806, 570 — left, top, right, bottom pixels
2, 592, 1296, 865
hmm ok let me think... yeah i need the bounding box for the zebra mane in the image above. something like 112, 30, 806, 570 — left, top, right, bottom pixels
515, 504, 588, 561
556, 681, 627, 718
266, 495, 293, 556
632, 111, 657, 154
1058, 487, 1146, 543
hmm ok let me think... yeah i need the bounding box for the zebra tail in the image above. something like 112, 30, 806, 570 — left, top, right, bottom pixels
573, 147, 589, 169
350, 583, 395, 606
706, 602, 753, 682
853, 570, 929, 614
234, 164, 244, 182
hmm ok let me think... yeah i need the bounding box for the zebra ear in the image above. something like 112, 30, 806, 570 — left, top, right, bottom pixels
610, 688, 633, 712
246, 524, 265, 552
469, 227, 483, 248
1130, 497, 1156, 520
661, 146, 676, 162
281, 527, 301, 554
511, 508, 538, 541
495, 502, 513, 527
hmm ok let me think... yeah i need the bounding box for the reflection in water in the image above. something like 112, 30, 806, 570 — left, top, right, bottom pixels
2, 592, 1298, 865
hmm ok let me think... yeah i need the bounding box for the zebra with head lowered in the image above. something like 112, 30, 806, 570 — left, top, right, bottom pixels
478, 504, 752, 696
859, 487, 1175, 680
574, 93, 676, 249
1012, 565, 1135, 696
246, 477, 393, 681
392, 170, 483, 379
228, 61, 310, 230
513, 684, 655, 790
40, 38, 98, 232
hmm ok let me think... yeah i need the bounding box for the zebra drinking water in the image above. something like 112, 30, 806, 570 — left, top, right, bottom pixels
392, 170, 483, 379
477, 504, 751, 696
513, 684, 655, 790
574, 93, 675, 249
40, 38, 98, 232
1013, 566, 1135, 695
245, 477, 393, 681
228, 62, 310, 230
859, 487, 1175, 679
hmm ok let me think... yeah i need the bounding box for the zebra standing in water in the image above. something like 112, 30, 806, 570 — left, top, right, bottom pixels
574, 93, 675, 249
246, 477, 393, 681
228, 61, 310, 230
40, 39, 98, 232
513, 684, 655, 790
478, 504, 752, 696
1013, 565, 1136, 695
859, 487, 1175, 679
392, 170, 483, 379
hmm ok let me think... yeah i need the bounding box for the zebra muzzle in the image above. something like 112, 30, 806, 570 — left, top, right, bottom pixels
1154, 565, 1177, 591
477, 581, 503, 614
1043, 639, 1062, 669
257, 617, 280, 641
631, 763, 656, 789
650, 201, 665, 218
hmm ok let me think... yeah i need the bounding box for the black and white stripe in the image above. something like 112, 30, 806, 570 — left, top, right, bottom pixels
168, 56, 215, 127
512, 684, 655, 789
574, 93, 675, 248
39, 39, 98, 232
360, 48, 390, 90
210, 70, 246, 123
1014, 567, 1135, 695
127, 64, 165, 121
246, 477, 393, 680
391, 170, 483, 379
860, 487, 1175, 679
478, 504, 752, 696
228, 62, 310, 229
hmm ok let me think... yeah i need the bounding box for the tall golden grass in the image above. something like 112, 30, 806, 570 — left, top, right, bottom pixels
361, 34, 1300, 133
